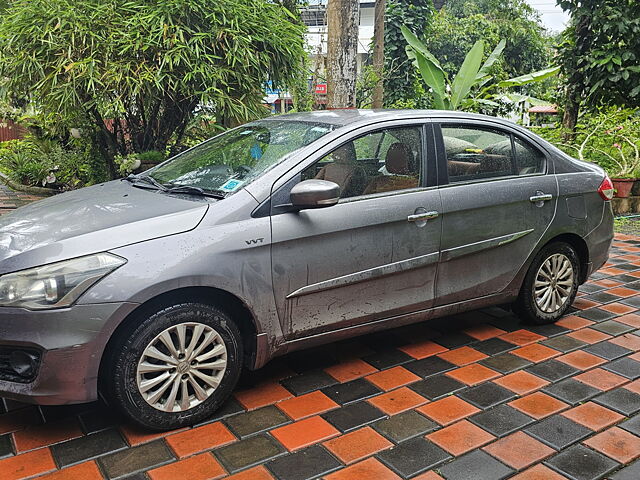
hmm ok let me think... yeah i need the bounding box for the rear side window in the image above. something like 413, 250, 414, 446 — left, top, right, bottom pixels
514, 137, 545, 175
442, 126, 514, 182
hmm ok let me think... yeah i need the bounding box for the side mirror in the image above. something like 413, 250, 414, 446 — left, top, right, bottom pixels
290, 179, 340, 209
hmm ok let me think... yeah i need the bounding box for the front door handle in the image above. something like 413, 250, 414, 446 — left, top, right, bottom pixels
529, 193, 552, 203
407, 211, 439, 222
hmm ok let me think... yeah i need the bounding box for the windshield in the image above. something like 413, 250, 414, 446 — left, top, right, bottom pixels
148, 120, 336, 194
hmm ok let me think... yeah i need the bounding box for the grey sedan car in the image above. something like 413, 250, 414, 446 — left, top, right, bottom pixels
0, 110, 613, 429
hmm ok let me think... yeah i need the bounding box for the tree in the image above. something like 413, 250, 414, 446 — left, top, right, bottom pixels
326, 0, 360, 108
402, 26, 559, 111
383, 0, 433, 107
0, 0, 305, 177
425, 0, 550, 80
557, 0, 640, 133
371, 0, 386, 108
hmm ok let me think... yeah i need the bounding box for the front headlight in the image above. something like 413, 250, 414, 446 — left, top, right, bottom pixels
0, 253, 126, 310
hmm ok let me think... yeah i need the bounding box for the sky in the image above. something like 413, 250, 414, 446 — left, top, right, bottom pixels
524, 0, 571, 32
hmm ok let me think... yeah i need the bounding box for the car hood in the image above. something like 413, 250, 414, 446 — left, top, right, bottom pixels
0, 180, 209, 274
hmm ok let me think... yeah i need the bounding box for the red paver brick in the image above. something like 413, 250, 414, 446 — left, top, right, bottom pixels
276, 391, 339, 420
463, 324, 506, 341
508, 392, 568, 419
399, 340, 448, 360
600, 302, 637, 315
166, 421, 236, 458
616, 313, 640, 327
365, 366, 421, 391
120, 423, 182, 446
0, 448, 56, 480
567, 328, 612, 344
493, 371, 549, 395
446, 364, 500, 385
625, 379, 640, 393
510, 464, 569, 480
608, 287, 638, 297
599, 267, 627, 276
591, 279, 622, 288
556, 350, 607, 370
572, 298, 601, 309
234, 381, 292, 410
574, 368, 628, 391
270, 415, 339, 451
325, 358, 377, 383
427, 420, 495, 455
583, 427, 640, 463
437, 346, 488, 366
148, 453, 225, 480
500, 330, 546, 346
483, 431, 555, 470
13, 420, 83, 453
561, 402, 624, 431
511, 344, 559, 363
323, 427, 393, 464
610, 333, 640, 350
324, 457, 401, 480
556, 315, 594, 330
37, 461, 103, 480
367, 387, 428, 415
412, 473, 445, 480
417, 396, 480, 425
226, 466, 274, 480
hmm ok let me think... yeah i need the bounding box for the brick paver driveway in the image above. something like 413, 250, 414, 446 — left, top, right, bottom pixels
0, 193, 638, 479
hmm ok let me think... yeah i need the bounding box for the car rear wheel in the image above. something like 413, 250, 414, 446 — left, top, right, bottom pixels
514, 242, 580, 325
105, 302, 243, 430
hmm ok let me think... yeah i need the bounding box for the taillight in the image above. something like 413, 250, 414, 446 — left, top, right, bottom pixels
598, 175, 615, 201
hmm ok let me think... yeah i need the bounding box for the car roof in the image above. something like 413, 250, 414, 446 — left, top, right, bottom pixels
264, 109, 521, 128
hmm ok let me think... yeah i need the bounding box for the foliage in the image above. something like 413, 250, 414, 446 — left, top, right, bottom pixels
438, 0, 551, 78
384, 0, 433, 107
0, 0, 306, 178
0, 136, 95, 189
534, 108, 640, 178
557, 0, 640, 109
402, 26, 559, 111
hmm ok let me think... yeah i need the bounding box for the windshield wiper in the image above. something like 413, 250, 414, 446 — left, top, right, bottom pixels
165, 185, 226, 199
124, 174, 168, 191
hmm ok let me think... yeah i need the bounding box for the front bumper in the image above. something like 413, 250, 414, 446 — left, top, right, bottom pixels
0, 302, 138, 405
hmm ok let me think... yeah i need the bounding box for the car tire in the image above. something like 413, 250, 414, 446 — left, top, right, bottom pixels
105, 302, 243, 430
514, 242, 580, 325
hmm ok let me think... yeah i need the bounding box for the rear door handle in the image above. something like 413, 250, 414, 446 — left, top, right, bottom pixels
407, 211, 439, 222
529, 193, 552, 203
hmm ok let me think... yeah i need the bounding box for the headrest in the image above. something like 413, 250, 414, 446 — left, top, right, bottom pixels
332, 142, 357, 164
386, 143, 413, 175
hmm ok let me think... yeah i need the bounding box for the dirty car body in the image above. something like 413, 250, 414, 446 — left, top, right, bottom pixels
0, 110, 613, 429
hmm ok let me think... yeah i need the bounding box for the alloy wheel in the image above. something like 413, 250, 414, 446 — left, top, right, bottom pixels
136, 322, 227, 412
534, 253, 575, 313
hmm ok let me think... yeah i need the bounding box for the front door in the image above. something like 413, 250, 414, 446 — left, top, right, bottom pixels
270, 124, 442, 339
434, 122, 558, 306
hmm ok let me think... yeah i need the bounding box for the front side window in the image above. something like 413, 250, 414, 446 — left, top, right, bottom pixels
302, 126, 423, 199
148, 120, 336, 195
442, 125, 514, 182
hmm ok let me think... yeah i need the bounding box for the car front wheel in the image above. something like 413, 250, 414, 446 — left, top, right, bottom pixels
105, 302, 243, 430
515, 242, 580, 325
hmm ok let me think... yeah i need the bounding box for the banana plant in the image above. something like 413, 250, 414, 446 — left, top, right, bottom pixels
401, 25, 559, 111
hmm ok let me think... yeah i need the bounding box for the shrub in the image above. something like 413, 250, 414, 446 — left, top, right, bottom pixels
0, 136, 96, 189
533, 108, 640, 178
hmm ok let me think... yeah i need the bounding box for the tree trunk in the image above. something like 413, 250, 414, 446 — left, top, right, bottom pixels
326, 0, 359, 109
371, 0, 385, 109
562, 86, 581, 141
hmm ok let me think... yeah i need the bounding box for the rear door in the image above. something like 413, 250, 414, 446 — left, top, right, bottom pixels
433, 120, 557, 306
270, 122, 442, 339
